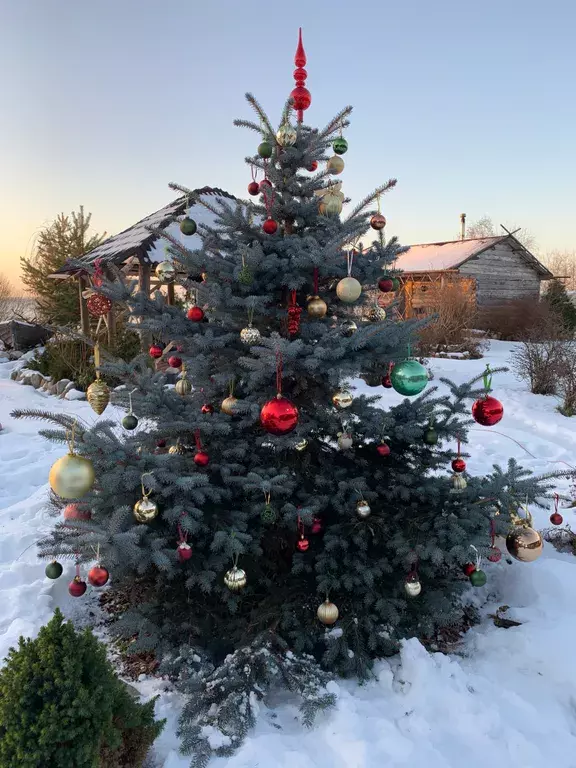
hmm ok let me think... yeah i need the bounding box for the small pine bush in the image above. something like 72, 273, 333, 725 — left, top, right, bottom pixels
0, 609, 164, 768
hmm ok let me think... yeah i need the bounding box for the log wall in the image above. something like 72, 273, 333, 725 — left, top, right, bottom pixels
458, 242, 541, 306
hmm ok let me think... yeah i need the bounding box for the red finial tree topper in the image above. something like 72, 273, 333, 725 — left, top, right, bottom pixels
291, 28, 311, 123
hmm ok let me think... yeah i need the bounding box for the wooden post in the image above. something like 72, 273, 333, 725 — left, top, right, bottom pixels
138, 261, 152, 351
78, 275, 90, 335
167, 283, 175, 305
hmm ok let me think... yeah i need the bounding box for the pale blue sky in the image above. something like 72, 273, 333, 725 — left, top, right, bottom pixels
1, 0, 575, 284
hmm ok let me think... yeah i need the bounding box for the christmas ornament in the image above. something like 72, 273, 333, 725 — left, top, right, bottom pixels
307, 295, 327, 318
381, 374, 392, 388
68, 576, 87, 598
277, 123, 297, 147
261, 498, 276, 524
297, 534, 310, 552
187, 305, 205, 321
175, 371, 192, 396
258, 140, 273, 158
49, 425, 95, 499
336, 252, 362, 303
88, 562, 109, 588
356, 499, 371, 519
168, 443, 187, 455
370, 213, 387, 230
240, 324, 261, 346
149, 343, 164, 359
463, 563, 476, 576
259, 178, 272, 192
472, 365, 503, 426
201, 403, 214, 414
488, 547, 502, 563
177, 542, 193, 562
423, 425, 438, 445
316, 182, 345, 216
180, 217, 197, 236
263, 218, 278, 235
307, 160, 318, 171
295, 438, 308, 451
333, 137, 348, 155
341, 320, 358, 337
506, 506, 543, 562
391, 277, 400, 291
155, 260, 176, 283
86, 293, 112, 317
221, 396, 238, 415
451, 474, 467, 492
376, 443, 390, 457
291, 29, 312, 119
291, 84, 312, 112
224, 562, 247, 592
87, 349, 110, 414
247, 181, 260, 196
311, 517, 323, 534
122, 389, 138, 430
133, 474, 159, 523
193, 429, 209, 467
156, 439, 166, 448
470, 569, 487, 587
452, 457, 466, 473
168, 355, 182, 368
317, 598, 339, 625
45, 561, 63, 579
260, 353, 299, 435
239, 253, 253, 285
327, 155, 344, 174
550, 512, 563, 525
63, 503, 91, 522
332, 389, 353, 409
390, 358, 428, 396
378, 277, 394, 293
338, 432, 353, 450
404, 573, 422, 597
367, 305, 386, 322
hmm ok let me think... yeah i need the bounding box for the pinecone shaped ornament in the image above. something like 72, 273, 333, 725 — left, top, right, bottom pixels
87, 379, 110, 415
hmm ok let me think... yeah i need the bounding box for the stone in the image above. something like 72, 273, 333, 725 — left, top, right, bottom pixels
29, 373, 44, 389
65, 388, 86, 401
56, 378, 71, 395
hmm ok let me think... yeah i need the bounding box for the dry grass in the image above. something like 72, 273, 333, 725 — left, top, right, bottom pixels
417, 282, 483, 357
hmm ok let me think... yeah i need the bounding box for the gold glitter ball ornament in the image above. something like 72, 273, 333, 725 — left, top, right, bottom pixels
317, 598, 339, 625
224, 565, 247, 592
175, 377, 192, 396
336, 277, 362, 303
276, 123, 297, 147
332, 390, 353, 409
133, 496, 159, 523
240, 325, 261, 345
87, 379, 110, 415
154, 260, 176, 284
221, 396, 238, 415
168, 443, 187, 455
49, 452, 95, 499
307, 295, 328, 318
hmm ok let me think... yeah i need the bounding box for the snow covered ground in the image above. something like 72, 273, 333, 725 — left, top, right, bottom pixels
1, 341, 576, 768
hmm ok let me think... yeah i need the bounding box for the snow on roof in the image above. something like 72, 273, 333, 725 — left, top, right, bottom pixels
394, 236, 505, 272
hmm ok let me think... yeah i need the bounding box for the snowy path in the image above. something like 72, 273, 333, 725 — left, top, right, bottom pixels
1, 342, 576, 767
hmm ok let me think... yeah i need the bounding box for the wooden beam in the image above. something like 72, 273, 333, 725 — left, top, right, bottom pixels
167, 283, 175, 305
138, 261, 152, 351
78, 276, 90, 336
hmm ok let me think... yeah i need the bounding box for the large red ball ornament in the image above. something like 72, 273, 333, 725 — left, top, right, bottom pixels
187, 306, 205, 322
488, 547, 502, 563
168, 355, 182, 368
201, 403, 214, 414
63, 503, 91, 522
462, 563, 476, 576
376, 443, 391, 457
177, 542, 193, 562
378, 278, 394, 293
550, 512, 563, 525
88, 565, 109, 587
149, 344, 163, 359
291, 85, 311, 111
307, 161, 318, 172
259, 179, 272, 192
68, 577, 87, 597
452, 457, 466, 473
472, 396, 503, 426
260, 395, 299, 435
370, 214, 387, 231
194, 451, 210, 467
381, 374, 393, 389
263, 218, 278, 235
297, 535, 310, 552
247, 181, 260, 196
86, 294, 112, 317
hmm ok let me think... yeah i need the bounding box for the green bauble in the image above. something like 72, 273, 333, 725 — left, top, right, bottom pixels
258, 140, 273, 159
180, 217, 197, 236
333, 137, 348, 155
261, 504, 276, 524
391, 277, 400, 291
469, 569, 487, 587
45, 561, 63, 579
423, 427, 438, 445
391, 360, 428, 396
122, 413, 138, 431
238, 264, 253, 285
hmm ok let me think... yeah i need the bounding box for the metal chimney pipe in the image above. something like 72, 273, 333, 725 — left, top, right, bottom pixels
460, 213, 466, 240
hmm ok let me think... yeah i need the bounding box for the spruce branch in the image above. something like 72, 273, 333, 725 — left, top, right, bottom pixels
319, 105, 353, 139
11, 409, 84, 431
345, 180, 398, 222
244, 92, 275, 137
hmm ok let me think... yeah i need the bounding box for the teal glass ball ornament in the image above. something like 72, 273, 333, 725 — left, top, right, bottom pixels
390, 360, 428, 396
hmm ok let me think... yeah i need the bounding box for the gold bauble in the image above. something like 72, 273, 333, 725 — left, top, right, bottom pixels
367, 306, 386, 322
221, 396, 238, 415
319, 194, 344, 217
404, 578, 422, 597
332, 390, 353, 409
87, 379, 110, 415
336, 277, 362, 303
224, 565, 247, 592
295, 438, 308, 451
326, 156, 345, 175
356, 500, 371, 519
307, 295, 328, 318
49, 452, 95, 499
155, 260, 176, 284
240, 325, 261, 345
317, 599, 339, 625
169, 443, 187, 455
506, 525, 544, 562
133, 496, 159, 523
175, 377, 192, 396
276, 123, 297, 147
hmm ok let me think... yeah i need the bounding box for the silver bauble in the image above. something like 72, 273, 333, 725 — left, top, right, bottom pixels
341, 320, 358, 337
317, 599, 339, 625
332, 390, 353, 409
240, 325, 261, 345
336, 277, 362, 303
404, 578, 422, 597
356, 500, 371, 519
155, 260, 176, 284
276, 123, 297, 147
338, 433, 353, 450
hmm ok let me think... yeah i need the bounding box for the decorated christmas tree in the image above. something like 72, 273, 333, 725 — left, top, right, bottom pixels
15, 29, 562, 765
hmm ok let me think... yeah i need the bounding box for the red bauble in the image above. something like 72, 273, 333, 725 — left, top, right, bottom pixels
290, 85, 312, 111
307, 161, 318, 172
88, 565, 109, 587
260, 396, 299, 435
550, 512, 563, 525
86, 294, 112, 317
452, 457, 466, 473
149, 344, 163, 359
177, 542, 193, 562
381, 375, 392, 388
263, 218, 278, 235
311, 517, 323, 534
68, 577, 87, 597
168, 355, 182, 368
376, 443, 391, 457
259, 179, 272, 192
63, 503, 91, 522
463, 563, 476, 576
187, 306, 205, 322
247, 181, 260, 195
157, 438, 167, 448
472, 396, 503, 426
201, 403, 214, 414
488, 547, 502, 563
194, 451, 210, 467
378, 278, 394, 293
297, 535, 310, 552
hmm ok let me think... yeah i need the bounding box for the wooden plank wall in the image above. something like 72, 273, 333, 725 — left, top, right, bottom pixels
458, 242, 541, 306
